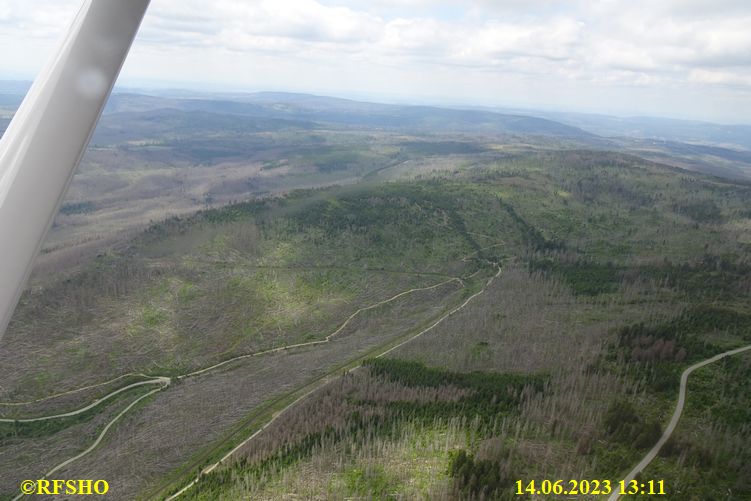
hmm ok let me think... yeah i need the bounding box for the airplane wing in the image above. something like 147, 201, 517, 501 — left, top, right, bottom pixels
0, 0, 151, 339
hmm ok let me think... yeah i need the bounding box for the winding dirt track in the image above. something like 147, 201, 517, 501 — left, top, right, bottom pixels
1, 257, 496, 497
608, 344, 751, 501
0, 378, 169, 423
10, 383, 168, 501
0, 278, 462, 416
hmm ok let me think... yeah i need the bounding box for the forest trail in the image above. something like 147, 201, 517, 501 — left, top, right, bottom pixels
1, 247, 503, 499
609, 344, 751, 501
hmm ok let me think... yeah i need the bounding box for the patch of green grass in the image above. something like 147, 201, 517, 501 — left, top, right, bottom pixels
343, 465, 399, 498
142, 305, 167, 328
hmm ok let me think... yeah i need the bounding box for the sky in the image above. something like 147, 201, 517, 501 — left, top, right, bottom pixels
1, 0, 750, 123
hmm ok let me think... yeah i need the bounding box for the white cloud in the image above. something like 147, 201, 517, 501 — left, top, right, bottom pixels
382, 18, 447, 52
2, 0, 751, 122
689, 68, 751, 87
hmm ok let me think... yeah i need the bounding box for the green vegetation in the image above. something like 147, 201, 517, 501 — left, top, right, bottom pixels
603, 400, 662, 449
178, 152, 749, 498
529, 258, 621, 295
343, 465, 398, 498
164, 150, 751, 499
613, 306, 751, 392
448, 449, 511, 499
363, 358, 545, 423
674, 199, 724, 223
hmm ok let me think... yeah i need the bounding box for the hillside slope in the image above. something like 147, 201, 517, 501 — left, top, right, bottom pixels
2, 150, 750, 499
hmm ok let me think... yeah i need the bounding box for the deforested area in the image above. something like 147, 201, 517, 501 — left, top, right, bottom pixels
153, 152, 751, 500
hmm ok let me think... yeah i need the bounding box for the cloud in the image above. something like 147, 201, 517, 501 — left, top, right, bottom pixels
0, 0, 79, 37
690, 68, 751, 88
139, 0, 382, 47
2, 0, 751, 121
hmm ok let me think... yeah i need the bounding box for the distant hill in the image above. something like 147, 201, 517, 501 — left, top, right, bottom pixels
2, 80, 749, 148
1, 81, 750, 179
97, 92, 751, 178
91, 107, 316, 145
515, 109, 751, 151
102, 91, 596, 140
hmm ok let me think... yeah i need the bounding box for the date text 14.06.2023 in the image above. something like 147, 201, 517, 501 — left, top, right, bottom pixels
515, 479, 666, 496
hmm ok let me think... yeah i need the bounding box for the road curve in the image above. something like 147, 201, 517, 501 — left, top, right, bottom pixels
0, 373, 152, 407
0, 378, 169, 423
609, 344, 751, 501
